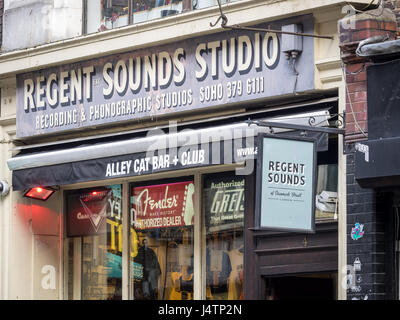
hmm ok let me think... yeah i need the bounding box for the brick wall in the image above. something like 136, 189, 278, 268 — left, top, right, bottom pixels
384, 0, 400, 33
339, 8, 397, 143
339, 7, 398, 300
346, 152, 392, 300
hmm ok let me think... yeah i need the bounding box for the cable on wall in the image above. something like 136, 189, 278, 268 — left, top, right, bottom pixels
209, 0, 334, 40
341, 63, 368, 138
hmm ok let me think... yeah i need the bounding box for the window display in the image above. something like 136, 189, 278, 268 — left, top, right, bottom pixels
203, 174, 244, 300
66, 184, 123, 300
65, 173, 245, 300
315, 164, 338, 220
130, 180, 195, 300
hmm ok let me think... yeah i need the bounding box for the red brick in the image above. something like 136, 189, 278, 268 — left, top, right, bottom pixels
385, 21, 398, 31
346, 63, 365, 73
346, 122, 356, 135
356, 19, 379, 29
345, 119, 367, 135
345, 112, 352, 122
355, 112, 368, 121
354, 71, 367, 82
346, 101, 368, 113
353, 29, 393, 41
345, 110, 367, 121
347, 82, 367, 93
353, 91, 367, 102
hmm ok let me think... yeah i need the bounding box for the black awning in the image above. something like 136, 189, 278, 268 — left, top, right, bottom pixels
8, 110, 331, 191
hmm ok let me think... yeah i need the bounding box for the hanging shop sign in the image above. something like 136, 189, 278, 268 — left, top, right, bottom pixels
66, 184, 122, 237
255, 134, 316, 232
204, 175, 245, 232
132, 181, 195, 230
15, 15, 314, 138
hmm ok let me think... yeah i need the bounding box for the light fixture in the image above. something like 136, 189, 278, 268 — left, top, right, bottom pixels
0, 180, 10, 197
24, 186, 55, 201
81, 189, 108, 202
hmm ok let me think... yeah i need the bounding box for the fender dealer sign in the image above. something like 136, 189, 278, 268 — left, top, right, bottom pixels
132, 181, 195, 230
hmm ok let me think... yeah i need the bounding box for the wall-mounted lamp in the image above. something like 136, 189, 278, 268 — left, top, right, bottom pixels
0, 180, 10, 197
24, 187, 55, 201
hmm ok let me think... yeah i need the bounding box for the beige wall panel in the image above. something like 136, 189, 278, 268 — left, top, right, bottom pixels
0, 119, 15, 299
8, 194, 34, 299
32, 235, 60, 300
0, 79, 16, 118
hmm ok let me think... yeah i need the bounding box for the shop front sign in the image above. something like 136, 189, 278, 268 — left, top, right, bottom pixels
15, 15, 314, 138
12, 136, 256, 190
67, 184, 122, 236
255, 134, 316, 232
204, 176, 245, 232
132, 181, 195, 230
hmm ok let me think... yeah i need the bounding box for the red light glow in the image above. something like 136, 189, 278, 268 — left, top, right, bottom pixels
81, 190, 108, 202
24, 187, 54, 201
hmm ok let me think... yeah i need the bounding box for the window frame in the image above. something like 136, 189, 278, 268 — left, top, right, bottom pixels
62, 164, 241, 300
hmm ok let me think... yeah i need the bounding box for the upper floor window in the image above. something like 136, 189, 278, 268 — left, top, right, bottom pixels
85, 0, 239, 34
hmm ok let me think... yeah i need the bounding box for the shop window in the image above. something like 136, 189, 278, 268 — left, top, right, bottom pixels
65, 172, 245, 300
85, 0, 241, 34
86, 0, 130, 34
65, 184, 123, 300
130, 180, 195, 300
203, 173, 244, 300
315, 164, 338, 221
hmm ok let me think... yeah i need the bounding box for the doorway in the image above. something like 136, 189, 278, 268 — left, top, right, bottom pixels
264, 273, 337, 300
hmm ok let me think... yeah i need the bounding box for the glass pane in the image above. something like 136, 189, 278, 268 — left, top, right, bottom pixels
66, 184, 123, 300
203, 174, 244, 300
87, 0, 130, 34
315, 164, 338, 220
193, 0, 240, 11
131, 0, 183, 25
130, 180, 195, 300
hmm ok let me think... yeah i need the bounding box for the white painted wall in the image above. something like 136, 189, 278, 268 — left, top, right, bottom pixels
2, 0, 82, 52
0, 78, 61, 299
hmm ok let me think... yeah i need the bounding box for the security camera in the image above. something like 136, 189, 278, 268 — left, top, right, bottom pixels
0, 180, 10, 197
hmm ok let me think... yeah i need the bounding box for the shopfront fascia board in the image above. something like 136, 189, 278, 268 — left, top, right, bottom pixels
0, 0, 372, 78
15, 15, 317, 139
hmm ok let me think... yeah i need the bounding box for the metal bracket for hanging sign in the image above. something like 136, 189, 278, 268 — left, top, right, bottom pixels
210, 0, 334, 40
246, 114, 346, 136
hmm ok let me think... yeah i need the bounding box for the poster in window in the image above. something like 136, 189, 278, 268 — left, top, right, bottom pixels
66, 184, 122, 237
256, 134, 316, 232
132, 181, 195, 230
204, 176, 245, 233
